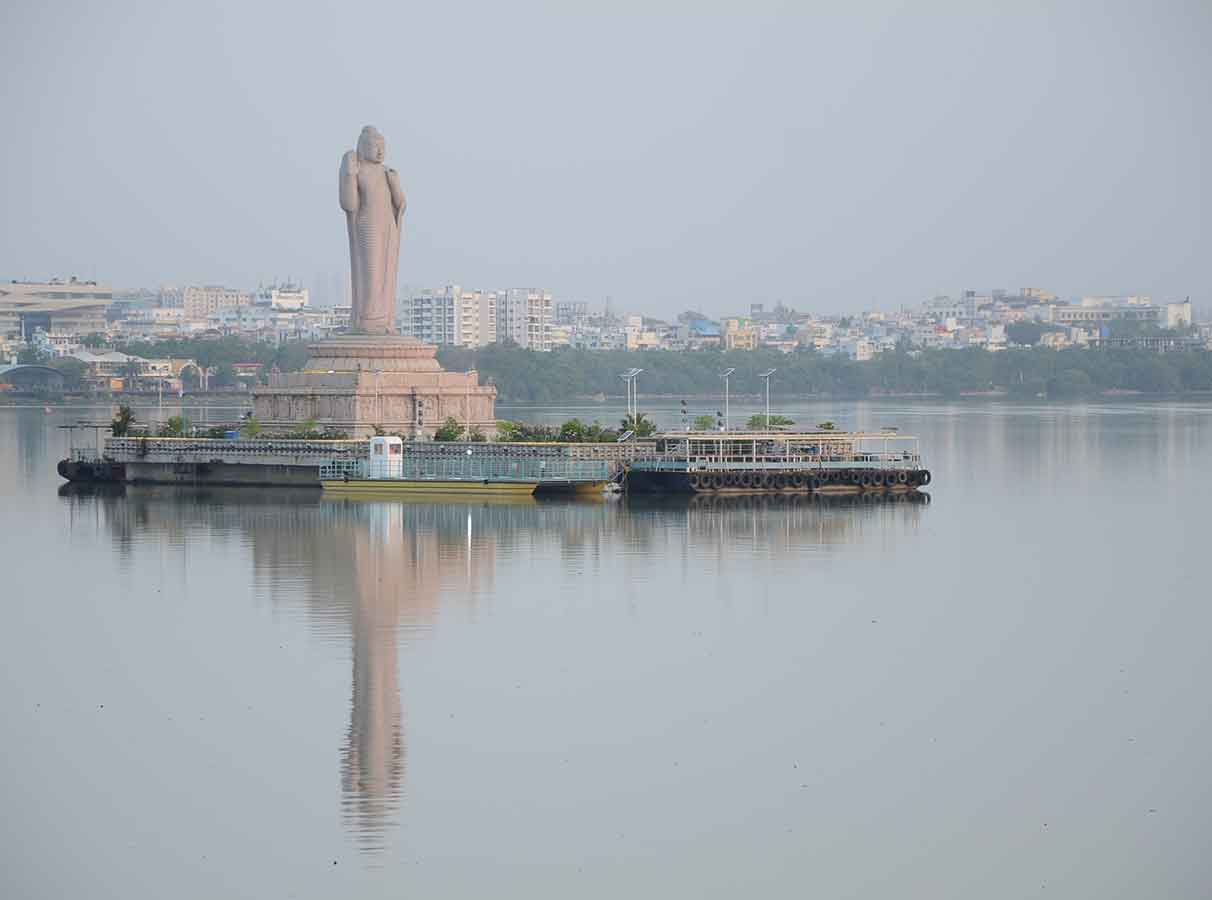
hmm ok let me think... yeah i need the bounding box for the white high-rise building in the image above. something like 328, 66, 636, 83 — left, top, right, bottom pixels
400, 285, 498, 347
400, 286, 458, 345
460, 289, 497, 347
497, 288, 553, 351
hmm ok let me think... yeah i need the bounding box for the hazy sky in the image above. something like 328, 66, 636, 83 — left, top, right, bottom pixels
2, 1, 1207, 316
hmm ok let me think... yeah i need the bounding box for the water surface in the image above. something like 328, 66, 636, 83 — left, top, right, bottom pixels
2, 401, 1209, 898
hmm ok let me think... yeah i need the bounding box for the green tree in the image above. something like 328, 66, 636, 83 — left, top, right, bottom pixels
425, 342, 1212, 402
239, 416, 262, 438
1006, 321, 1058, 346
211, 364, 237, 389
111, 403, 136, 436
49, 357, 89, 389
747, 414, 795, 429
558, 419, 589, 442
620, 412, 657, 437
585, 421, 618, 442
693, 414, 716, 431
1046, 369, 1095, 399
158, 415, 190, 437
286, 417, 322, 438
496, 420, 523, 442
433, 417, 464, 441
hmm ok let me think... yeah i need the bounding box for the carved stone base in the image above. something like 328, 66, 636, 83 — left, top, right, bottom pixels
252, 336, 496, 439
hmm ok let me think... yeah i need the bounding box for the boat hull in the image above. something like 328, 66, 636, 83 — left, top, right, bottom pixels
322, 479, 538, 497
625, 468, 929, 494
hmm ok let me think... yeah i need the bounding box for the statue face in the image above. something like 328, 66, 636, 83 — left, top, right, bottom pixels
357, 127, 386, 164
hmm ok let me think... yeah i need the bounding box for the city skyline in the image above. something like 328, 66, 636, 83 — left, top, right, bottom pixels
2, 3, 1208, 317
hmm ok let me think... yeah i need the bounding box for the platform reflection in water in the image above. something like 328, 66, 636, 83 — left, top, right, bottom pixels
56, 485, 927, 852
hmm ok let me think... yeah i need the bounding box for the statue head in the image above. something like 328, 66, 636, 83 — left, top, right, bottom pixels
357, 126, 386, 164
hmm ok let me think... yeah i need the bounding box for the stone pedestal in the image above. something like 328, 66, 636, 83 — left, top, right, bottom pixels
252, 336, 496, 439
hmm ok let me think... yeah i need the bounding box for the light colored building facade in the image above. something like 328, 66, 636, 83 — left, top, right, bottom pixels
400, 285, 497, 347
254, 283, 309, 311
460, 289, 497, 347
497, 289, 553, 351
723, 318, 757, 351
0, 278, 112, 341
400, 286, 460, 346
182, 285, 252, 318
1052, 299, 1192, 329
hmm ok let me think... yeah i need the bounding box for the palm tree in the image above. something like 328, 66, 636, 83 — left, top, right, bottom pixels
111, 403, 136, 437
620, 412, 656, 437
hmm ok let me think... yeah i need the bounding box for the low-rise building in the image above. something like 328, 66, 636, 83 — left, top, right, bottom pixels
723, 318, 757, 350
0, 278, 112, 341
67, 350, 181, 392
254, 283, 309, 311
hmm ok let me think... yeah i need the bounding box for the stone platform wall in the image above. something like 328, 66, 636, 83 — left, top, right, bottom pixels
251, 335, 496, 438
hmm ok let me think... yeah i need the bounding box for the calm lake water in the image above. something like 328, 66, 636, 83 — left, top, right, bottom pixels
2, 400, 1210, 898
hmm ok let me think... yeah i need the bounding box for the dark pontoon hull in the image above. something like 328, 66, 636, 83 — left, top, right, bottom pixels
625, 467, 930, 494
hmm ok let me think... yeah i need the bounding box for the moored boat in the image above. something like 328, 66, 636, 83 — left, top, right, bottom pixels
625, 429, 931, 495
321, 477, 539, 497
320, 436, 542, 496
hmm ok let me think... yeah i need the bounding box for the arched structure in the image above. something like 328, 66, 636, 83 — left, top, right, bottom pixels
0, 364, 67, 391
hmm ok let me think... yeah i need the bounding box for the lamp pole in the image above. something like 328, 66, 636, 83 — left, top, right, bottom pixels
632, 368, 643, 425
465, 369, 474, 439
720, 367, 735, 431
758, 369, 776, 430
618, 367, 643, 427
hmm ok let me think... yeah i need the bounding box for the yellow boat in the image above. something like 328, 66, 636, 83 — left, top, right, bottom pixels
321, 478, 538, 497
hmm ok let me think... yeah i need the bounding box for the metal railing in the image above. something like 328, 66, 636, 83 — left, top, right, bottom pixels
634, 453, 922, 473
633, 433, 922, 472
320, 456, 611, 484
103, 437, 365, 463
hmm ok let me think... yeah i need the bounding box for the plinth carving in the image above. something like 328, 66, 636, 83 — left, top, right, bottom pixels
253, 334, 495, 439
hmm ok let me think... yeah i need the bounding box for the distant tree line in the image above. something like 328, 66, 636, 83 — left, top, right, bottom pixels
58, 334, 1212, 402
438, 343, 1212, 401
111, 336, 310, 388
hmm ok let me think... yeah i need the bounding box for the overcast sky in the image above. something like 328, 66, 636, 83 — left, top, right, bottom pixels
2, 1, 1207, 316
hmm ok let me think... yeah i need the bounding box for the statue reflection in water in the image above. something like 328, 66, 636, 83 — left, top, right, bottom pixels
60, 485, 926, 852
260, 497, 504, 850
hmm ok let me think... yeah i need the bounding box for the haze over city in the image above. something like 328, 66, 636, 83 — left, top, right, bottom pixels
3, 1, 1208, 317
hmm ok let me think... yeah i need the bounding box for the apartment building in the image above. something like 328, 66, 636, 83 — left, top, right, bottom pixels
497, 289, 553, 351
182, 285, 252, 318
462, 290, 497, 347
400, 285, 498, 347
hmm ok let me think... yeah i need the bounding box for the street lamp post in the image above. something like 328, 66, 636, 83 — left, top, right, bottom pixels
618, 367, 643, 426
631, 368, 643, 425
719, 367, 735, 431
758, 369, 777, 430
465, 369, 474, 439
